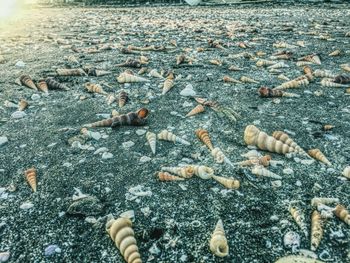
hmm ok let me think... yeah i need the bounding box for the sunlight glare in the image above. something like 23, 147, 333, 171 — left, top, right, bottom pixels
0, 0, 21, 20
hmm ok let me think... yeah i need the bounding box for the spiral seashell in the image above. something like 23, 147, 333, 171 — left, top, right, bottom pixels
195, 129, 214, 151
289, 206, 308, 238
272, 131, 306, 155
334, 204, 350, 225
146, 132, 156, 155
161, 166, 194, 178
162, 73, 175, 95
186, 104, 205, 117
85, 83, 107, 95
176, 54, 186, 65
333, 75, 350, 85
258, 87, 299, 98
342, 166, 350, 179
106, 94, 116, 105
157, 172, 184, 181
303, 66, 314, 81
56, 68, 87, 76
320, 78, 347, 88
117, 72, 149, 83
311, 197, 339, 207
268, 62, 289, 69
256, 59, 276, 67
277, 74, 290, 81
251, 166, 282, 179
116, 58, 141, 68
228, 65, 243, 71
313, 69, 336, 78
209, 59, 222, 66
329, 50, 341, 56
87, 68, 112, 77
244, 125, 295, 155
149, 69, 163, 79
66, 55, 79, 64
275, 255, 323, 263
37, 79, 49, 93
341, 64, 350, 72
106, 217, 142, 263
212, 175, 240, 189
311, 210, 323, 251
274, 76, 309, 90
209, 219, 229, 257
18, 99, 28, 111
20, 75, 37, 90
45, 78, 68, 90
223, 76, 241, 83
24, 167, 37, 192
236, 155, 271, 167
240, 76, 258, 83
210, 147, 224, 163
273, 42, 297, 49
308, 149, 331, 166
118, 91, 128, 108
157, 130, 190, 145
299, 54, 321, 65
296, 61, 313, 67
192, 165, 214, 180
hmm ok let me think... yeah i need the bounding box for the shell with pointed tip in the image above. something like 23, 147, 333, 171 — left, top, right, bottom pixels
274, 76, 309, 90
161, 166, 194, 178
303, 66, 314, 81
211, 147, 225, 164
119, 91, 128, 108
88, 68, 112, 77
320, 78, 347, 88
223, 76, 241, 83
313, 69, 336, 78
272, 131, 306, 155
212, 175, 240, 189
334, 204, 350, 225
334, 75, 350, 85
56, 68, 87, 76
308, 149, 331, 166
289, 206, 308, 238
244, 125, 295, 155
85, 83, 107, 95
192, 165, 214, 180
157, 130, 190, 145
162, 75, 175, 95
106, 217, 142, 263
236, 155, 271, 167
149, 69, 163, 79
146, 132, 156, 155
24, 167, 37, 192
117, 73, 149, 83
107, 94, 116, 105
240, 76, 258, 83
342, 166, 350, 179
311, 197, 339, 207
251, 166, 281, 179
329, 50, 341, 56
18, 99, 28, 111
209, 219, 229, 257
341, 64, 350, 72
296, 61, 313, 67
45, 78, 68, 90
37, 79, 49, 93
186, 104, 205, 117
195, 129, 214, 151
256, 59, 276, 67
311, 210, 323, 251
268, 62, 289, 70
157, 172, 184, 181
20, 75, 38, 90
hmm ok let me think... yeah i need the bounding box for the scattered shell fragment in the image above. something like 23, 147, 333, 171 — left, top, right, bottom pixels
20, 75, 37, 90
85, 83, 107, 95
311, 197, 339, 207
209, 219, 229, 257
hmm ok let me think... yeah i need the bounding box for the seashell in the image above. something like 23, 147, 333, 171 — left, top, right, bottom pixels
258, 87, 299, 98
162, 73, 175, 95
192, 165, 214, 180
186, 104, 205, 117
117, 72, 149, 83
45, 78, 68, 90
313, 69, 336, 79
106, 217, 142, 263
277, 74, 290, 81
238, 42, 247, 48
296, 61, 313, 67
311, 210, 323, 251
228, 65, 243, 71
209, 59, 222, 66
24, 167, 37, 192
256, 59, 276, 67
212, 175, 240, 189
56, 68, 87, 76
289, 206, 308, 238
84, 108, 148, 128
210, 219, 229, 257
18, 99, 28, 111
146, 132, 156, 155
20, 75, 38, 90
240, 76, 258, 83
157, 172, 184, 181
236, 155, 271, 167
161, 166, 194, 178
322, 125, 334, 131
268, 62, 289, 69
195, 129, 214, 151
334, 204, 350, 225
320, 78, 347, 88
340, 64, 350, 72
299, 54, 321, 65
37, 79, 49, 93
66, 55, 79, 64
342, 166, 350, 179
274, 255, 323, 263
296, 40, 305, 47
85, 83, 107, 95
116, 58, 141, 68
308, 149, 331, 166
333, 75, 350, 85
223, 76, 241, 84
329, 50, 340, 56
118, 91, 128, 108
176, 54, 186, 65
274, 76, 309, 90
157, 130, 190, 145
251, 166, 282, 179
0, 252, 10, 262
111, 110, 119, 117
311, 197, 339, 207
149, 69, 163, 79
211, 147, 226, 164
106, 94, 116, 105
273, 42, 297, 49
272, 131, 306, 155
138, 67, 148, 75
87, 68, 112, 77
303, 66, 314, 81
244, 125, 295, 155
256, 51, 266, 57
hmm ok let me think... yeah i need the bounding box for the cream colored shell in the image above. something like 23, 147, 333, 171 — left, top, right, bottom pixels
209, 219, 229, 257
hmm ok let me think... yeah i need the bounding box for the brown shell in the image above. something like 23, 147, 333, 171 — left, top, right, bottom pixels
157, 172, 184, 181
37, 79, 49, 93
195, 129, 214, 151
289, 206, 308, 238
308, 148, 331, 166
186, 104, 205, 117
118, 91, 128, 108
24, 167, 37, 192
334, 204, 350, 225
311, 210, 323, 251
18, 99, 28, 111
20, 75, 37, 91
85, 83, 107, 95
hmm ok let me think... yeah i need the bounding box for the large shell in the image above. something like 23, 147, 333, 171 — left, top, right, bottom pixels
157, 130, 190, 145
195, 129, 214, 151
272, 131, 306, 155
244, 125, 295, 155
186, 104, 205, 117
85, 83, 107, 95
146, 132, 156, 155
334, 204, 350, 225
192, 165, 214, 180
289, 206, 308, 238
119, 91, 129, 108
303, 66, 314, 81
106, 217, 142, 263
308, 149, 331, 166
56, 68, 87, 76
106, 94, 116, 105
311, 210, 323, 251
24, 167, 37, 192
274, 76, 309, 90
20, 75, 37, 90
117, 73, 149, 83
212, 175, 240, 189
342, 166, 350, 179
161, 166, 194, 178
157, 172, 184, 181
162, 74, 175, 95
251, 166, 281, 179
209, 219, 229, 257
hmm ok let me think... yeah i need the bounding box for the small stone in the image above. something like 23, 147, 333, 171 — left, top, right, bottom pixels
140, 156, 152, 163
15, 60, 25, 67
300, 159, 315, 165
62, 162, 72, 168
182, 101, 193, 107
180, 255, 188, 262
0, 136, 8, 147
122, 141, 135, 148
94, 147, 108, 155
89, 131, 101, 141
44, 245, 61, 257
295, 180, 302, 187
31, 94, 41, 101
11, 111, 26, 119
271, 180, 282, 188
270, 215, 279, 221
20, 202, 34, 210
283, 168, 294, 175
102, 152, 113, 159
0, 251, 10, 262
149, 243, 161, 255
120, 210, 135, 219
136, 129, 146, 136
180, 85, 196, 97
85, 217, 97, 224
170, 111, 178, 116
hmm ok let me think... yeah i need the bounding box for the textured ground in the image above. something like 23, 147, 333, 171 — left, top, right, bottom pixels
0, 3, 350, 263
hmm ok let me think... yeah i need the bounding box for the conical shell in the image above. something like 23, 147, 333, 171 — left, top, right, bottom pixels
146, 132, 156, 155
240, 76, 258, 83
90, 69, 112, 77
195, 129, 214, 151
186, 104, 205, 117
85, 83, 107, 95
244, 125, 295, 155
56, 68, 87, 76
223, 76, 241, 83
24, 167, 37, 192
311, 197, 339, 207
296, 61, 313, 67
117, 73, 149, 83
236, 155, 271, 167
342, 166, 350, 179
157, 130, 190, 145
256, 59, 276, 67
176, 54, 186, 65
311, 210, 323, 251
149, 69, 163, 79
289, 206, 308, 238
18, 99, 28, 111
37, 79, 49, 93
212, 175, 240, 189
20, 75, 37, 90
192, 165, 214, 180
118, 91, 128, 108
162, 77, 174, 95
313, 69, 336, 78
334, 75, 350, 85
161, 166, 194, 179
106, 94, 116, 105
4, 100, 18, 108
320, 78, 347, 88
308, 149, 331, 166
45, 78, 68, 90
106, 217, 142, 263
329, 50, 341, 57
334, 204, 350, 225
272, 131, 306, 155
303, 66, 314, 81
157, 172, 184, 181
274, 76, 309, 90
209, 219, 229, 257
340, 64, 350, 72
251, 166, 282, 179
268, 62, 289, 70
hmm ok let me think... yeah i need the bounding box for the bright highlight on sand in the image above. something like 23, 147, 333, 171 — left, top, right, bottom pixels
0, 0, 19, 19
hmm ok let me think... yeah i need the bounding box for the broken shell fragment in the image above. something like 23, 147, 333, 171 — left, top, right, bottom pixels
161, 166, 194, 179
251, 166, 282, 179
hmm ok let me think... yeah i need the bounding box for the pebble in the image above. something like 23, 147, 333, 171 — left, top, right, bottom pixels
31, 94, 41, 101
20, 202, 34, 210
182, 101, 193, 107
295, 180, 302, 187
94, 147, 108, 155
101, 152, 113, 159
62, 162, 72, 168
0, 136, 8, 147
270, 215, 279, 221
122, 141, 135, 148
180, 84, 196, 96
135, 129, 146, 136
149, 243, 161, 255
11, 111, 26, 119
15, 60, 25, 67
180, 255, 188, 262
0, 252, 10, 262
44, 245, 61, 257
140, 207, 151, 217
283, 168, 294, 175
89, 131, 101, 141
283, 231, 300, 251
67, 196, 103, 216
85, 216, 97, 224
300, 159, 315, 165
140, 156, 152, 163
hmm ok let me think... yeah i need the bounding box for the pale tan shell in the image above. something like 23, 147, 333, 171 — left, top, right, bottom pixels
273, 42, 296, 49
251, 166, 281, 179
268, 62, 288, 69
211, 147, 225, 164
146, 132, 156, 155
56, 68, 87, 76
289, 206, 308, 238
209, 219, 229, 257
212, 175, 240, 189
296, 61, 313, 67
256, 59, 276, 67
195, 129, 214, 151
274, 255, 323, 263
106, 94, 116, 105
192, 165, 214, 180
85, 83, 107, 95
186, 104, 205, 117
236, 155, 271, 167
4, 100, 18, 108
308, 149, 331, 166
334, 204, 350, 225
320, 78, 347, 88
157, 172, 184, 181
272, 131, 306, 155
162, 78, 174, 95
24, 167, 37, 192
240, 76, 258, 83
329, 50, 341, 56
244, 125, 295, 155
223, 76, 241, 83
341, 64, 350, 72
277, 74, 290, 81
161, 166, 194, 178
149, 69, 163, 79
157, 130, 190, 145
274, 76, 309, 90
106, 217, 142, 263
311, 210, 323, 251
313, 69, 336, 78
18, 99, 28, 111
117, 73, 149, 83
311, 197, 339, 207
342, 166, 350, 179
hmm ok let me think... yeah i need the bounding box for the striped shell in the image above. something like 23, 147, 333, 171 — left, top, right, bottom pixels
251, 166, 281, 179
308, 149, 331, 166
157, 130, 190, 145
311, 210, 323, 251
334, 204, 350, 225
24, 167, 37, 192
209, 219, 229, 257
212, 175, 240, 189
157, 172, 184, 181
146, 132, 156, 155
161, 166, 194, 179
195, 129, 214, 151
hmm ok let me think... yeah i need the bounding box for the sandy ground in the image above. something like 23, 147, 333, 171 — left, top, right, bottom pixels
0, 3, 350, 263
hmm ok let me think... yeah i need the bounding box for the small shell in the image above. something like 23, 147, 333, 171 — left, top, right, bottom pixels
106, 94, 116, 105
209, 219, 229, 257
186, 104, 205, 117
161, 166, 194, 178
157, 172, 184, 181
251, 166, 281, 179
24, 167, 37, 192
56, 68, 86, 76
162, 74, 175, 95
117, 72, 149, 83
311, 197, 339, 207
37, 79, 49, 93
274, 76, 309, 90
157, 130, 190, 146
223, 76, 241, 83
329, 50, 341, 56
313, 69, 336, 78
195, 129, 214, 151
146, 132, 156, 155
308, 149, 331, 166
118, 91, 128, 108
320, 78, 347, 88
212, 175, 240, 189
289, 206, 308, 238
85, 83, 107, 95
311, 210, 323, 251
240, 76, 258, 83
149, 69, 163, 79
342, 166, 350, 179
20, 75, 37, 90
18, 99, 28, 111
334, 204, 350, 225
322, 125, 334, 131
272, 131, 306, 155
